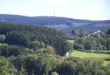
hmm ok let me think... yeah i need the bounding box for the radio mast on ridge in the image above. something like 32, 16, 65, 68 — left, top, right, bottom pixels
53, 10, 55, 16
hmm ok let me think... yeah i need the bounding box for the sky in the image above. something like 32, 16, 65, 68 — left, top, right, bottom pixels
0, 0, 110, 20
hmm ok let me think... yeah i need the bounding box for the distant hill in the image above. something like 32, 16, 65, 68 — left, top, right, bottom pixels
0, 14, 110, 33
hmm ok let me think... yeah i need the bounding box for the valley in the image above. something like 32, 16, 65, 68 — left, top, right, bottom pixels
0, 16, 110, 75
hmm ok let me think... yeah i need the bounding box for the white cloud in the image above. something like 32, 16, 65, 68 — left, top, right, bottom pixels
71, 0, 89, 2
46, 0, 68, 5
27, 0, 38, 4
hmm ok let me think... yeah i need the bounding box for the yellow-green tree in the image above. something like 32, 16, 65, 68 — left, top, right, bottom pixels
0, 57, 11, 75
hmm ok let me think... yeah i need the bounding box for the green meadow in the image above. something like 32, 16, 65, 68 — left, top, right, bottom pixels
70, 50, 110, 66
70, 50, 110, 58
103, 60, 110, 66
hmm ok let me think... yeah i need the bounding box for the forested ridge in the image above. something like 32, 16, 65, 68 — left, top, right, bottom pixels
0, 14, 110, 34
0, 22, 110, 75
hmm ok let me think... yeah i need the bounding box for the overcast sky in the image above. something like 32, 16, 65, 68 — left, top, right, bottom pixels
0, 0, 110, 20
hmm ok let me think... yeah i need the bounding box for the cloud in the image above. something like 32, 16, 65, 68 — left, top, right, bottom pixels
26, 0, 105, 5
27, 0, 38, 4
46, 0, 68, 5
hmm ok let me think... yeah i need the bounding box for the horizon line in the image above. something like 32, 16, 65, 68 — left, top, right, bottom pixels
0, 13, 110, 21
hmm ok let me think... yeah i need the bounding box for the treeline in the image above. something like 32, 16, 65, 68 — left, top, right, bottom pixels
71, 30, 110, 50
0, 22, 110, 75
0, 51, 110, 75
0, 44, 110, 75
0, 22, 70, 55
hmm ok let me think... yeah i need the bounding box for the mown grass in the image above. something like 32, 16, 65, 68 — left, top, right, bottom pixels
70, 50, 110, 66
70, 50, 110, 58
103, 61, 110, 66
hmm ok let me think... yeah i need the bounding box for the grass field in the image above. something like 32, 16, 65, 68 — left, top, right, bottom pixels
70, 50, 110, 66
90, 50, 110, 53
70, 50, 110, 58
103, 60, 110, 66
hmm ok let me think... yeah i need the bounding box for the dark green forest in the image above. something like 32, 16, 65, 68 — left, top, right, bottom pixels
0, 22, 110, 75
71, 30, 110, 50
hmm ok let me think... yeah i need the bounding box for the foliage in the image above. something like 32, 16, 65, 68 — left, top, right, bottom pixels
0, 22, 110, 75
0, 34, 5, 43
0, 57, 11, 75
0, 22, 68, 55
72, 30, 110, 50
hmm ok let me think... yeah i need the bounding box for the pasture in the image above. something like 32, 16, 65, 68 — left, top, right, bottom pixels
70, 50, 110, 58
70, 50, 110, 66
